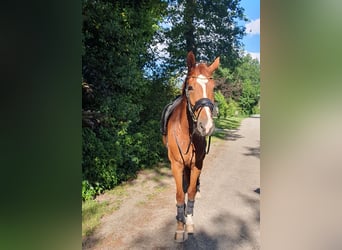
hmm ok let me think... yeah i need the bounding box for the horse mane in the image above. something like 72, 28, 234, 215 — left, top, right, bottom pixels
181, 79, 187, 96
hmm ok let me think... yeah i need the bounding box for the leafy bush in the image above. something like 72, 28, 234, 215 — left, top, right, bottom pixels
82, 115, 167, 200
238, 82, 260, 115
82, 180, 97, 201
82, 127, 119, 200
215, 91, 240, 118
226, 98, 240, 117
252, 102, 260, 114
214, 91, 229, 118
214, 55, 260, 116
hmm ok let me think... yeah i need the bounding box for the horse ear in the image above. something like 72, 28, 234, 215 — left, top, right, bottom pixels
208, 56, 220, 73
187, 51, 196, 71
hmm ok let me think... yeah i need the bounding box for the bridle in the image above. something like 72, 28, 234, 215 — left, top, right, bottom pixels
174, 75, 215, 161
185, 76, 215, 124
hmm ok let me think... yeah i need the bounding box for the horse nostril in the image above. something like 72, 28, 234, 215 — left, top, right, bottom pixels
199, 122, 205, 131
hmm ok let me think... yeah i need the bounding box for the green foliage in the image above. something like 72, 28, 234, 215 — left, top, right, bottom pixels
159, 0, 247, 74
82, 180, 97, 201
226, 98, 240, 117
82, 0, 171, 200
234, 54, 260, 85
252, 103, 260, 114
215, 91, 229, 118
82, 0, 167, 112
215, 91, 240, 118
239, 81, 260, 115
82, 111, 170, 200
215, 67, 234, 82
214, 54, 260, 116
81, 79, 175, 201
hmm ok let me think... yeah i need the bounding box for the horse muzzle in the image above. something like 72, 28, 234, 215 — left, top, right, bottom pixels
197, 114, 215, 136
192, 98, 215, 136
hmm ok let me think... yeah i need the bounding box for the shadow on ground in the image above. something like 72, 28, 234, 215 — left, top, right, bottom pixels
213, 129, 244, 141
243, 141, 260, 159
82, 233, 101, 249
124, 163, 173, 188
129, 204, 259, 249
127, 212, 257, 249
238, 191, 260, 223
83, 179, 259, 249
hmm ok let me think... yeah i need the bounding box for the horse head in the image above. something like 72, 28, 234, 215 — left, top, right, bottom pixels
183, 51, 220, 136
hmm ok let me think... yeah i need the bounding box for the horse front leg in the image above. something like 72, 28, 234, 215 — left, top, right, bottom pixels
185, 165, 201, 234
171, 161, 187, 242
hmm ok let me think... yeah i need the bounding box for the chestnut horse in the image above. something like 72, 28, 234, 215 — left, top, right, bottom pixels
162, 51, 220, 242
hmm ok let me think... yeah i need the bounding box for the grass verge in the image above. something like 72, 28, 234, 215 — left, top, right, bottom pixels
82, 163, 170, 238
82, 200, 110, 238
212, 116, 244, 141
214, 116, 243, 130
82, 185, 128, 238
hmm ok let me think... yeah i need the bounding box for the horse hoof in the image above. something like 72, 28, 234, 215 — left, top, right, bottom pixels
185, 215, 194, 234
185, 223, 194, 234
174, 230, 188, 242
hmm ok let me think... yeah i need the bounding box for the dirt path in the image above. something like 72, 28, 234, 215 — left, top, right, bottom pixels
83, 116, 260, 249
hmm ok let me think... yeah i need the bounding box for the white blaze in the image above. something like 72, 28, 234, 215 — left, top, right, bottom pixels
196, 74, 213, 134
196, 74, 208, 87
196, 74, 208, 97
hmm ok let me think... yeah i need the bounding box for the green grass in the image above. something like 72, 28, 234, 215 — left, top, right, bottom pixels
138, 185, 167, 206
82, 200, 110, 237
212, 116, 244, 141
214, 116, 242, 130
82, 185, 128, 238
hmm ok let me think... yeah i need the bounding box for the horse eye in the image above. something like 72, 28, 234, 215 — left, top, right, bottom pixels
187, 86, 194, 91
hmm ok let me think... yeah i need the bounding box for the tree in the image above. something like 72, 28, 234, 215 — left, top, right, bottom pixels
234, 54, 260, 85
239, 81, 259, 115
82, 0, 169, 199
82, 0, 167, 110
158, 0, 247, 75
214, 67, 242, 102
234, 55, 260, 114
214, 54, 260, 115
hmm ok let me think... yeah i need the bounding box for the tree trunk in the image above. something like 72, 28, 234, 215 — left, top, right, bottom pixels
184, 0, 196, 54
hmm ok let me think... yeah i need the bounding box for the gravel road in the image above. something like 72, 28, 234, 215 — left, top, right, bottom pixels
83, 116, 260, 250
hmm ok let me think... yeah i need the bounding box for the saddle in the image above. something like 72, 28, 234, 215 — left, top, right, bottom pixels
160, 95, 182, 135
